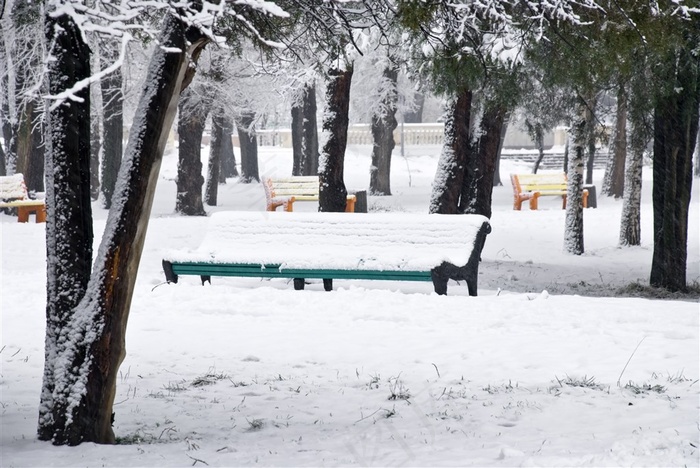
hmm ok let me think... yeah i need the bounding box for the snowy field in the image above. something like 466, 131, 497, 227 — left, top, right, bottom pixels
1, 144, 699, 467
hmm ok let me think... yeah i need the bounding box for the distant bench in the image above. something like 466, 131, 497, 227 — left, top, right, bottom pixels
0, 174, 46, 223
162, 211, 491, 296
510, 173, 589, 210
263, 176, 357, 212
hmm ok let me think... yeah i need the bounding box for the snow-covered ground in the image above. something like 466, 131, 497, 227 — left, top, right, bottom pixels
1, 144, 698, 467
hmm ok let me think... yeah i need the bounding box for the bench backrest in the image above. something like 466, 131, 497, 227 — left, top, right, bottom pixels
265, 176, 319, 200
512, 173, 567, 192
0, 174, 30, 201
167, 211, 491, 272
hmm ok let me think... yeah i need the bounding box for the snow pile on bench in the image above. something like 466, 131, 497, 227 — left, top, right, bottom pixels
165, 211, 489, 272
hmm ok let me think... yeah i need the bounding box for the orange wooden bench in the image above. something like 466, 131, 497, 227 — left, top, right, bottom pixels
263, 176, 356, 212
0, 174, 46, 223
510, 173, 588, 210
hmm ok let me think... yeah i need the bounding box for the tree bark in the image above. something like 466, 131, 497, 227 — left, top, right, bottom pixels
39, 11, 209, 445
319, 66, 353, 212
369, 65, 398, 196
603, 82, 627, 198
650, 45, 699, 292
205, 108, 223, 206
237, 111, 259, 183
15, 99, 44, 192
89, 106, 101, 200
291, 83, 321, 176
493, 114, 508, 186
532, 126, 545, 174
175, 88, 208, 216
39, 10, 93, 444
460, 104, 507, 219
100, 51, 123, 209
564, 98, 588, 255
218, 115, 238, 179
429, 88, 471, 214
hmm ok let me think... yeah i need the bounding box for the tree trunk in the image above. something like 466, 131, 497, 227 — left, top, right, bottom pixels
429, 88, 471, 214
218, 115, 238, 179
461, 104, 507, 219
603, 82, 627, 198
100, 52, 123, 209
0, 135, 5, 176
369, 65, 398, 196
39, 11, 209, 445
650, 45, 699, 292
39, 10, 93, 445
175, 88, 208, 216
564, 98, 588, 255
89, 107, 101, 200
237, 111, 259, 183
291, 97, 304, 176
532, 128, 545, 174
319, 66, 353, 212
15, 99, 44, 192
619, 141, 644, 246
301, 83, 319, 176
205, 108, 223, 206
493, 114, 508, 186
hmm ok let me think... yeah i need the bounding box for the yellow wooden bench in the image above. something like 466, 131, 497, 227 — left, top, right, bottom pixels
263, 176, 356, 212
0, 174, 46, 223
510, 173, 588, 210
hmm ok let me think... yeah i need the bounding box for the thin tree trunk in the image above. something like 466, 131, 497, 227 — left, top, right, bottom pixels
429, 88, 471, 214
369, 65, 398, 196
39, 10, 93, 444
619, 138, 644, 246
650, 45, 699, 292
564, 98, 588, 255
16, 100, 44, 192
237, 111, 259, 183
0, 135, 5, 176
40, 11, 209, 445
532, 129, 545, 174
100, 53, 123, 209
319, 66, 353, 212
175, 88, 208, 215
89, 109, 101, 200
603, 82, 627, 198
461, 104, 507, 219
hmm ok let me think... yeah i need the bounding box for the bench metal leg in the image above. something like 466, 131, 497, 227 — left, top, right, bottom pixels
201, 275, 211, 285
430, 269, 448, 295
293, 278, 305, 290
323, 279, 333, 292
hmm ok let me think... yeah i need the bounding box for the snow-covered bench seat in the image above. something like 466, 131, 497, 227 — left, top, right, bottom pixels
0, 173, 46, 223
162, 211, 491, 295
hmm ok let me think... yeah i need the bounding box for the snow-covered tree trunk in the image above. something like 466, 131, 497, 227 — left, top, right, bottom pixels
602, 82, 627, 198
215, 111, 236, 182
40, 11, 209, 445
89, 44, 102, 200
319, 66, 352, 212
176, 88, 208, 215
493, 115, 508, 186
205, 109, 223, 206
369, 65, 398, 196
39, 9, 94, 444
100, 44, 123, 209
650, 45, 699, 292
532, 126, 545, 174
237, 111, 259, 183
429, 88, 471, 214
564, 100, 588, 255
403, 92, 424, 123
291, 82, 319, 177
461, 103, 507, 219
584, 96, 598, 186
619, 142, 643, 246
16, 99, 44, 192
